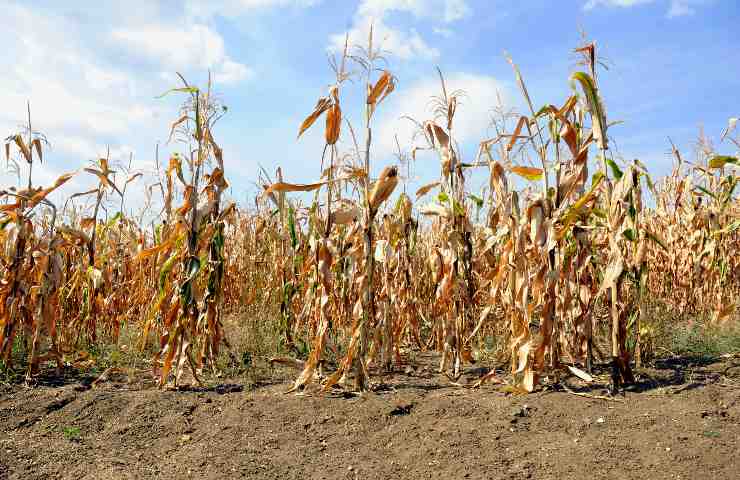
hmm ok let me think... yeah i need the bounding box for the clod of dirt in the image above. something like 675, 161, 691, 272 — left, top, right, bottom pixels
465, 366, 490, 378
511, 404, 532, 418
389, 403, 413, 416
45, 395, 76, 414
215, 384, 243, 394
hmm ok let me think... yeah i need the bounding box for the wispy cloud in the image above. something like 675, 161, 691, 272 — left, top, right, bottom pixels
667, 0, 697, 17
185, 0, 322, 20
433, 27, 454, 38
0, 0, 262, 193
0, 5, 161, 148
111, 23, 253, 85
584, 0, 654, 8
329, 0, 471, 61
584, 0, 705, 17
374, 72, 509, 164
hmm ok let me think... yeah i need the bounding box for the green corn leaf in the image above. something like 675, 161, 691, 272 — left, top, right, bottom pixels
708, 155, 738, 169
571, 71, 608, 150
606, 158, 623, 180
468, 193, 484, 209
156, 86, 199, 99
106, 212, 123, 228
646, 230, 669, 252
715, 219, 740, 235
694, 185, 718, 200
159, 253, 179, 294
721, 176, 738, 209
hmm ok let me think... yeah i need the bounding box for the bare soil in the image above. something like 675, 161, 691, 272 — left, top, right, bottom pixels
1, 354, 739, 480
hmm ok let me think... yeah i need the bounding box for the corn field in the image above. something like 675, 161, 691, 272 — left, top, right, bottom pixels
1, 36, 738, 395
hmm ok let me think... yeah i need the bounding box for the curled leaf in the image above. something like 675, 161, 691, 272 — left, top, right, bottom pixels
298, 97, 332, 139
415, 181, 440, 199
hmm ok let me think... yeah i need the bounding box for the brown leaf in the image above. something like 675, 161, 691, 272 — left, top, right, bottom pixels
369, 166, 399, 212
330, 205, 360, 225
167, 155, 186, 186
126, 173, 144, 186
419, 202, 451, 218
597, 256, 624, 298
297, 97, 331, 139
325, 103, 341, 145
489, 161, 508, 200
167, 115, 189, 144
712, 303, 736, 325
415, 181, 440, 199
13, 135, 31, 163
558, 95, 578, 117
511, 166, 544, 181
80, 217, 97, 230
424, 121, 449, 150
57, 225, 91, 244
507, 116, 529, 152
28, 172, 75, 207
32, 138, 43, 163
560, 121, 578, 155
262, 181, 327, 199
367, 71, 393, 105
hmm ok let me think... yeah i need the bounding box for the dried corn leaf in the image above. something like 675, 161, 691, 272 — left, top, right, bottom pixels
369, 166, 398, 212
298, 97, 332, 139
511, 166, 544, 181
325, 103, 341, 145
415, 181, 440, 199
367, 70, 394, 106
567, 365, 594, 382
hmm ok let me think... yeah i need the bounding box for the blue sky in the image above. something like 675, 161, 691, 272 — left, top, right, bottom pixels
1, 0, 738, 212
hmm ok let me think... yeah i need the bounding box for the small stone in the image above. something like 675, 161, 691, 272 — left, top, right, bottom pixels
666, 447, 671, 452
348, 466, 354, 472
181, 434, 191, 442
596, 417, 605, 424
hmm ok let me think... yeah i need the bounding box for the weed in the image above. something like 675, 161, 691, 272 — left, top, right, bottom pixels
62, 426, 81, 442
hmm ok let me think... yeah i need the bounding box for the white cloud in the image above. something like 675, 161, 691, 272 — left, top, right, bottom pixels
584, 0, 654, 8
0, 0, 259, 197
358, 0, 470, 22
374, 72, 509, 161
329, 0, 470, 61
185, 0, 321, 20
330, 17, 440, 60
667, 0, 696, 17
0, 5, 161, 142
216, 59, 255, 84
442, 0, 472, 22
584, 0, 702, 17
433, 27, 454, 38
111, 23, 252, 85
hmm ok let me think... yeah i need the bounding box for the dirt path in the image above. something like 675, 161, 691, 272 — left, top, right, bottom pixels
1, 356, 738, 479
